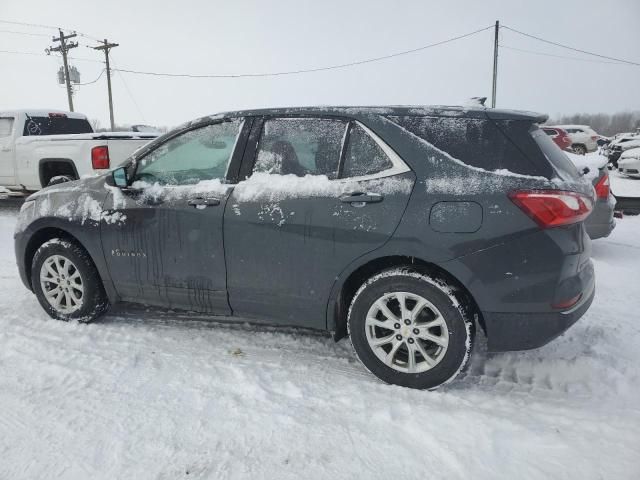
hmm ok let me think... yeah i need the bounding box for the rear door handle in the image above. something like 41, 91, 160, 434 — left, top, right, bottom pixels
188, 197, 221, 207
340, 192, 384, 205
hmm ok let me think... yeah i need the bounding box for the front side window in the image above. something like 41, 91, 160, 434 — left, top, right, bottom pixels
342, 124, 393, 177
135, 120, 243, 185
253, 118, 347, 178
0, 118, 14, 138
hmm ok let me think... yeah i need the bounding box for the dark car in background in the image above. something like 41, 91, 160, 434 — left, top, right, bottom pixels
15, 105, 596, 390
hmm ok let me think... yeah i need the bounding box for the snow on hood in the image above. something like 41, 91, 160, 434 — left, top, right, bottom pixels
621, 147, 640, 159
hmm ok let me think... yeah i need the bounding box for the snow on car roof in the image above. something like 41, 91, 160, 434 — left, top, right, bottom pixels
621, 146, 640, 158
0, 109, 88, 119
550, 125, 593, 130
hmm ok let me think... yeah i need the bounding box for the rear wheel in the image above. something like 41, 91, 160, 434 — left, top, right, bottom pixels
31, 239, 109, 322
348, 268, 474, 390
573, 144, 587, 155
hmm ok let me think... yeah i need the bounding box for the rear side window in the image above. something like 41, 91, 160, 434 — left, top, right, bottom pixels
253, 118, 347, 178
23, 116, 93, 136
0, 118, 14, 138
342, 123, 393, 177
388, 115, 545, 177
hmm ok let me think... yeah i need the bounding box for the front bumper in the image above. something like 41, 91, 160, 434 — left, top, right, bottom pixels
482, 275, 595, 352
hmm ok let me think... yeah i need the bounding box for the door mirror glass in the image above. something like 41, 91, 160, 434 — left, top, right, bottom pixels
112, 167, 128, 187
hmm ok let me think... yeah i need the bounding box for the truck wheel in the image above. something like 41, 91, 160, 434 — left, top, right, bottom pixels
572, 144, 587, 155
31, 238, 109, 322
348, 268, 474, 390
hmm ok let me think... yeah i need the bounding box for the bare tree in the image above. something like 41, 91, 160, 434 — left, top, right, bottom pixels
547, 111, 640, 136
89, 118, 102, 132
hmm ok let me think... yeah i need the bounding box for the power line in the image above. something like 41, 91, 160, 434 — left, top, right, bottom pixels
112, 25, 493, 79
76, 69, 105, 85
110, 56, 146, 121
0, 19, 102, 41
0, 29, 51, 38
0, 49, 104, 63
502, 25, 640, 67
0, 49, 48, 56
500, 44, 630, 65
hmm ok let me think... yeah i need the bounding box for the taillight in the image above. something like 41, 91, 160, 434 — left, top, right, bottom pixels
594, 173, 610, 199
552, 294, 582, 310
509, 190, 593, 228
91, 145, 110, 169
591, 135, 598, 141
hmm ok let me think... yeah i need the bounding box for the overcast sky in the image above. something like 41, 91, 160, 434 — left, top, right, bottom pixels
1, 0, 639, 128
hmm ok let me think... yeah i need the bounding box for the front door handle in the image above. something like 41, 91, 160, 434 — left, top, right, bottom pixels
340, 192, 384, 205
188, 197, 221, 208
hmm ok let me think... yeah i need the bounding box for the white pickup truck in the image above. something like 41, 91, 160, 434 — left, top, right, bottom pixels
0, 109, 158, 195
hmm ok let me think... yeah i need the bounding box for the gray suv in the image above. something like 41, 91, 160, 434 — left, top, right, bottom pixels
14, 106, 596, 390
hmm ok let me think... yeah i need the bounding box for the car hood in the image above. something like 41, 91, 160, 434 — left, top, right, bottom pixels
621, 147, 640, 160
27, 175, 108, 202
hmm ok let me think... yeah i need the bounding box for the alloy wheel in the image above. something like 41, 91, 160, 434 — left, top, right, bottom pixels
365, 291, 449, 373
39, 254, 84, 314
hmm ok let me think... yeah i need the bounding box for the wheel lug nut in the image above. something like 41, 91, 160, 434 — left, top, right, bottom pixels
413, 328, 419, 335
404, 319, 411, 325
408, 338, 415, 344
395, 334, 402, 341
394, 323, 401, 329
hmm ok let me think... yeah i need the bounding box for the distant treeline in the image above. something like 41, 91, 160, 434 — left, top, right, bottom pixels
547, 111, 640, 137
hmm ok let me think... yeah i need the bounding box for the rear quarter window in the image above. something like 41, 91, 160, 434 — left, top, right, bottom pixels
387, 115, 549, 177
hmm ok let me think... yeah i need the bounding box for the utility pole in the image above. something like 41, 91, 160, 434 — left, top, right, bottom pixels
491, 20, 499, 108
93, 39, 119, 130
48, 30, 78, 111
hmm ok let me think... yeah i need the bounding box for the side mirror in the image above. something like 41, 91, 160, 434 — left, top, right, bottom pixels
111, 167, 129, 188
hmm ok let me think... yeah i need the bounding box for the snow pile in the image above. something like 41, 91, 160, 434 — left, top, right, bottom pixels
130, 178, 231, 200
565, 151, 607, 181
233, 172, 413, 202
1, 207, 640, 479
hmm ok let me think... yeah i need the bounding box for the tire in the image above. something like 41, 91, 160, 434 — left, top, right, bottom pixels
572, 144, 587, 155
348, 268, 474, 390
31, 238, 109, 322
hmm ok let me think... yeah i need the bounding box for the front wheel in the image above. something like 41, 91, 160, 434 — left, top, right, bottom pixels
31, 239, 109, 322
348, 269, 474, 390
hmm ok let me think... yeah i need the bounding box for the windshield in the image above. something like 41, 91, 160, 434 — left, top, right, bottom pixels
23, 116, 93, 136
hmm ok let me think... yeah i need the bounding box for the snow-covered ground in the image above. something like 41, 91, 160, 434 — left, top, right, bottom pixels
1, 204, 639, 480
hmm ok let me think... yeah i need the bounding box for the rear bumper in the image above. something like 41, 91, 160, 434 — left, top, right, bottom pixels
585, 196, 616, 239
483, 275, 595, 352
